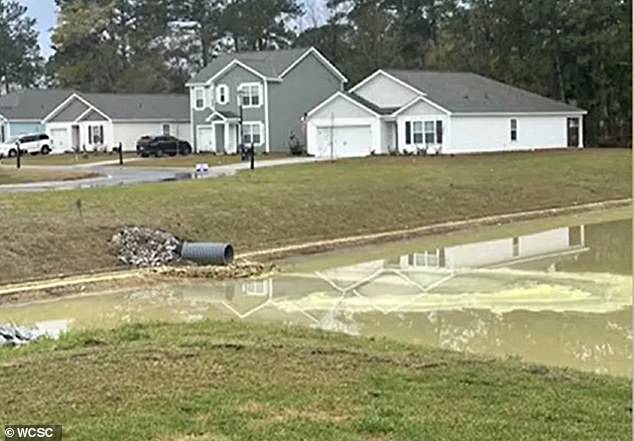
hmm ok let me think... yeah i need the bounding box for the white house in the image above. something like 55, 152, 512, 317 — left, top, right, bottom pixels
42, 92, 191, 152
306, 70, 587, 158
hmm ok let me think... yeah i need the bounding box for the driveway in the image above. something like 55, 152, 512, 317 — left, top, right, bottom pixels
0, 157, 324, 193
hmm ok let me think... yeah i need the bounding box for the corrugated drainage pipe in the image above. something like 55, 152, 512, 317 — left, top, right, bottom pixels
179, 242, 234, 266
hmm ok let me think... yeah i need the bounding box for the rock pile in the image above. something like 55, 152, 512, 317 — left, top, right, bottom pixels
0, 325, 41, 347
112, 226, 181, 268
152, 260, 270, 280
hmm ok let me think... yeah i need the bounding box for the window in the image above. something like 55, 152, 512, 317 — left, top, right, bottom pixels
412, 121, 424, 144
407, 120, 441, 145
238, 83, 262, 108
89, 125, 104, 144
39, 134, 49, 141
436, 121, 443, 144
510, 119, 518, 141
0, 125, 4, 143
194, 87, 205, 110
162, 124, 171, 136
242, 122, 262, 145
216, 85, 229, 105
424, 121, 435, 144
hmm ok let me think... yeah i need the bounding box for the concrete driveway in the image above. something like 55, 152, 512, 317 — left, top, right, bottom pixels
0, 157, 324, 193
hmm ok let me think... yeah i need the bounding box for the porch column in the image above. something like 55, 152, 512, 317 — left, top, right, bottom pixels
224, 122, 230, 154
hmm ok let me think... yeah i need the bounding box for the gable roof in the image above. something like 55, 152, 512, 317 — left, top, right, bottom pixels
346, 92, 399, 115
44, 92, 190, 122
81, 93, 190, 121
188, 47, 347, 85
0, 89, 75, 120
384, 70, 585, 114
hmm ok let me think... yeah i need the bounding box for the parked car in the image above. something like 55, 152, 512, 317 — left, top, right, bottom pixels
0, 133, 53, 158
136, 135, 192, 157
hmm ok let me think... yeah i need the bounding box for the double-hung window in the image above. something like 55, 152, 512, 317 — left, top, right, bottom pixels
510, 119, 518, 141
89, 125, 104, 144
194, 87, 205, 110
243, 122, 262, 145
406, 120, 443, 145
238, 83, 262, 108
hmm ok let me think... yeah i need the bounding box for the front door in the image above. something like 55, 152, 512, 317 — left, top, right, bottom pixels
71, 125, 80, 150
567, 118, 580, 148
215, 124, 225, 154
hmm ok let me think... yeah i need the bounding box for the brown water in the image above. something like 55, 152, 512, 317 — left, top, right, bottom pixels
1, 211, 631, 376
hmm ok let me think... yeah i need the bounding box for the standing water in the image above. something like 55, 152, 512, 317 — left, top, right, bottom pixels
1, 212, 631, 377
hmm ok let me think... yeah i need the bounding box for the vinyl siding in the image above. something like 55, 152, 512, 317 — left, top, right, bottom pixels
268, 52, 343, 152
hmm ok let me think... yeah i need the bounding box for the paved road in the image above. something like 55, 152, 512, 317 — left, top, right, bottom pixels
0, 157, 324, 193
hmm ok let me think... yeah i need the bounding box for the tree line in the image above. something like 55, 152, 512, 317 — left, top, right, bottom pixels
0, 0, 631, 146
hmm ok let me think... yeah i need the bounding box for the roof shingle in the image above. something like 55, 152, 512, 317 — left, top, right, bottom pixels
384, 70, 584, 113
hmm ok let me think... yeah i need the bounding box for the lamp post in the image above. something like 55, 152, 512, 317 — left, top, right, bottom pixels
15, 141, 21, 169
237, 90, 245, 159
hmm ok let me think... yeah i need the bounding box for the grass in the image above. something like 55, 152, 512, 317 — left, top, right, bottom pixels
0, 152, 137, 166
0, 320, 629, 441
0, 168, 99, 185
126, 152, 290, 168
0, 149, 631, 282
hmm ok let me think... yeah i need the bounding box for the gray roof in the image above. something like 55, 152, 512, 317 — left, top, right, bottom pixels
80, 93, 190, 121
0, 89, 75, 120
385, 70, 584, 113
346, 92, 399, 115
190, 48, 310, 84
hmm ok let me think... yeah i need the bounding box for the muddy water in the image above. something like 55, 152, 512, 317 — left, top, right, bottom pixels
1, 210, 631, 377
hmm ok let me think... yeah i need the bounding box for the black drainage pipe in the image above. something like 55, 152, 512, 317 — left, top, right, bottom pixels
179, 242, 234, 266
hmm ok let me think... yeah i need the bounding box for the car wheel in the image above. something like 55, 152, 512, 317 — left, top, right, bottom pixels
141, 153, 149, 158
155, 150, 164, 158
41, 145, 51, 155
7, 149, 17, 158
181, 145, 192, 156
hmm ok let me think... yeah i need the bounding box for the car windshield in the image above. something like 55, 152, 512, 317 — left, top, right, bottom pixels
4, 136, 19, 144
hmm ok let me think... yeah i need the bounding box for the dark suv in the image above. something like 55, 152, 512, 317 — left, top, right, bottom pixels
136, 136, 193, 157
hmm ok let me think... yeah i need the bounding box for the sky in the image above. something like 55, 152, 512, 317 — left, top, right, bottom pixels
18, 0, 56, 58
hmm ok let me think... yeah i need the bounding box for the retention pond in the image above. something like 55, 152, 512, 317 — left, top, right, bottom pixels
1, 208, 631, 376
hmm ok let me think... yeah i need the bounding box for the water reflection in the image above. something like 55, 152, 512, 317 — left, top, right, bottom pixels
1, 218, 631, 376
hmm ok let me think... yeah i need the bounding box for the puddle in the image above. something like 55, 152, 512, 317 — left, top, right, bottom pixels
1, 214, 631, 377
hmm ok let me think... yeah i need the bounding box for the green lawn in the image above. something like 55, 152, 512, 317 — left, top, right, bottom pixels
0, 149, 631, 282
126, 152, 290, 168
0, 168, 99, 185
0, 320, 629, 441
0, 152, 137, 166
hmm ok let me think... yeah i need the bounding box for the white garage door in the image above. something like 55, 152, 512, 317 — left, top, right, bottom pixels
197, 126, 214, 152
50, 128, 69, 151
316, 125, 372, 158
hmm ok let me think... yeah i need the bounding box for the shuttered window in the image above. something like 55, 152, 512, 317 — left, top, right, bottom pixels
405, 121, 412, 144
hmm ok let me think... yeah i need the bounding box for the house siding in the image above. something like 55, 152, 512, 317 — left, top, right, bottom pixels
354, 74, 419, 108
448, 115, 575, 154
48, 99, 90, 123
268, 52, 343, 152
7, 122, 44, 137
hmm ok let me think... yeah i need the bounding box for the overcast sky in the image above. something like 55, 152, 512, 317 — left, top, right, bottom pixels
18, 0, 328, 59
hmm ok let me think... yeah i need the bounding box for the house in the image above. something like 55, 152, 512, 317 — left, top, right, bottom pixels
306, 70, 587, 157
42, 92, 191, 152
0, 89, 74, 143
186, 47, 348, 153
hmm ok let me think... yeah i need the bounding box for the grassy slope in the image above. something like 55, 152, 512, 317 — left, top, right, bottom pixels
0, 150, 631, 282
0, 321, 629, 441
0, 152, 137, 166
0, 168, 99, 185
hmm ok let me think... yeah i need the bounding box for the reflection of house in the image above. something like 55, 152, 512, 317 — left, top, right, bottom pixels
396, 226, 586, 270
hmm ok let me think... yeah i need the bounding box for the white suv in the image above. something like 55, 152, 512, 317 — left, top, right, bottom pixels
0, 133, 53, 158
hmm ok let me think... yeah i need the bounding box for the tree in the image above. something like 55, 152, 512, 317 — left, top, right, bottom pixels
0, 0, 42, 93
222, 0, 303, 51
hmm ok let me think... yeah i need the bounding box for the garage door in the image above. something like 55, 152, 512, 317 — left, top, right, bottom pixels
50, 128, 69, 151
315, 125, 372, 158
197, 127, 214, 152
